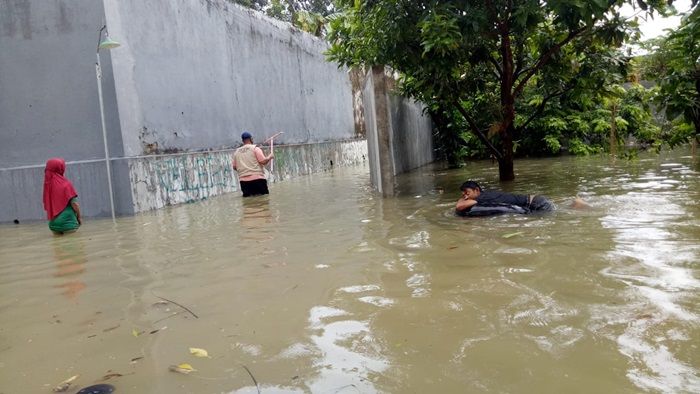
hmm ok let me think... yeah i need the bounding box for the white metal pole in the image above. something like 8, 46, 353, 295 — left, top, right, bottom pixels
96, 51, 116, 221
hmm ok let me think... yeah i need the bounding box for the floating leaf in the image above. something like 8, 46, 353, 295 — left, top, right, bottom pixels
100, 373, 123, 381
52, 375, 79, 392
189, 347, 210, 358
132, 328, 140, 337
169, 363, 196, 374
502, 231, 525, 239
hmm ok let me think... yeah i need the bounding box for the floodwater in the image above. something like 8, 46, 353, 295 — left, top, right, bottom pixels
1, 150, 698, 394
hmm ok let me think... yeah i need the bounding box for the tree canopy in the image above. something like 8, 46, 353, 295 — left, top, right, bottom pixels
327, 0, 671, 180
644, 5, 700, 149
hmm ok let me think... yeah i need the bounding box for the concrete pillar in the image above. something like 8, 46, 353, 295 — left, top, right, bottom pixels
363, 66, 396, 196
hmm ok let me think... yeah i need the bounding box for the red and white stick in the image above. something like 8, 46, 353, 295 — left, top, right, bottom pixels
264, 132, 284, 178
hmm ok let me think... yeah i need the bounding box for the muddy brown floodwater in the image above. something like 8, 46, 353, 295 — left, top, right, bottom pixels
1, 149, 698, 393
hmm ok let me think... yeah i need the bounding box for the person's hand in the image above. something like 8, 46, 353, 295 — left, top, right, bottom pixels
77, 216, 82, 225
268, 153, 275, 159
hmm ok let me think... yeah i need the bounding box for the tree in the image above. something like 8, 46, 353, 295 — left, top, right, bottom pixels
229, 0, 334, 36
327, 0, 669, 180
649, 5, 700, 153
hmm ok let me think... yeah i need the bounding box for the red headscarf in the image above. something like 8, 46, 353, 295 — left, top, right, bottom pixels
43, 158, 78, 220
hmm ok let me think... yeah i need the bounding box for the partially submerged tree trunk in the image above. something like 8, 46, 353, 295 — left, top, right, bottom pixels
498, 126, 515, 181
498, 11, 516, 181
610, 102, 618, 156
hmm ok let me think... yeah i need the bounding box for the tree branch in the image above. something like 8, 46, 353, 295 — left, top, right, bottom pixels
516, 88, 571, 133
513, 26, 589, 98
453, 100, 504, 160
513, 37, 526, 78
488, 55, 503, 77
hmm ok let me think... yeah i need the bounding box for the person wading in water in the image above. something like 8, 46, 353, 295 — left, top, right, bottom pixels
233, 131, 274, 197
43, 158, 82, 234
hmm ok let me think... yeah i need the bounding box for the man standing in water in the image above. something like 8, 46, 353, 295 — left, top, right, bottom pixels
233, 132, 274, 197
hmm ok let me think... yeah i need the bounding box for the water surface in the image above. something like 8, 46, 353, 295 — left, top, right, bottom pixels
1, 150, 698, 393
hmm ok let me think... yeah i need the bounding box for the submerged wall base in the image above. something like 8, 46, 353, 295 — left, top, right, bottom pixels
127, 139, 367, 213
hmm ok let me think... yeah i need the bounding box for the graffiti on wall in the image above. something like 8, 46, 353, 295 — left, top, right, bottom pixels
127, 140, 368, 213
128, 151, 238, 212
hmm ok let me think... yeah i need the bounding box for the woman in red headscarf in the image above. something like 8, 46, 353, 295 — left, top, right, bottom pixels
43, 158, 82, 234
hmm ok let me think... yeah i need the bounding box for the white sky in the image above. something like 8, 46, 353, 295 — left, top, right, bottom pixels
620, 0, 693, 40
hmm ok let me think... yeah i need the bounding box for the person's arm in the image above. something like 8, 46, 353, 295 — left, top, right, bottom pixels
455, 197, 477, 212
232, 157, 237, 171
254, 146, 274, 165
71, 199, 82, 225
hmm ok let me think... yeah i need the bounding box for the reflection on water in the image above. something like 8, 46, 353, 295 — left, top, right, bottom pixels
0, 150, 698, 393
52, 236, 87, 300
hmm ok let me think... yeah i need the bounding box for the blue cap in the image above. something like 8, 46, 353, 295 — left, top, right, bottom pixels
241, 131, 252, 141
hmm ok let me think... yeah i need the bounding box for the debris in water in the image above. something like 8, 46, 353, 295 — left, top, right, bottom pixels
149, 326, 167, 335
152, 294, 199, 319
102, 325, 120, 332
189, 347, 211, 358
130, 356, 144, 363
52, 375, 79, 392
169, 363, 196, 374
76, 384, 115, 394
242, 365, 260, 394
502, 231, 525, 239
100, 372, 123, 381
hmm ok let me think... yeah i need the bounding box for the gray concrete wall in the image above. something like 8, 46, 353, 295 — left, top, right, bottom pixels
0, 0, 124, 166
0, 159, 133, 222
0, 0, 133, 222
103, 0, 356, 156
389, 96, 434, 174
0, 0, 363, 222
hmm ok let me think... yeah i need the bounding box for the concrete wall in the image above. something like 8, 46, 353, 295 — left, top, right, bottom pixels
389, 95, 434, 175
0, 160, 133, 221
0, 0, 363, 222
0, 0, 125, 167
127, 139, 366, 212
103, 0, 356, 156
0, 0, 133, 221
362, 67, 435, 195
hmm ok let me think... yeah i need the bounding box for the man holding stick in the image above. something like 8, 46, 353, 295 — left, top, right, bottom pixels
233, 131, 274, 197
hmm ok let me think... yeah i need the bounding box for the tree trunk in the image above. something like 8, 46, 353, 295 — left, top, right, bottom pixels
694, 76, 700, 158
499, 128, 515, 181
692, 117, 699, 158
610, 103, 618, 156
498, 19, 516, 182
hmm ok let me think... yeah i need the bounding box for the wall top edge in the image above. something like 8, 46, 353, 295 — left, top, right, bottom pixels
0, 138, 367, 171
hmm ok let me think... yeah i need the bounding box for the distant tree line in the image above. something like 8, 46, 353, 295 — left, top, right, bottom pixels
228, 0, 334, 36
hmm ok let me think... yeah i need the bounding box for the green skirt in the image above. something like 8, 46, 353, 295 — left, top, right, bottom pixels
49, 199, 80, 233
